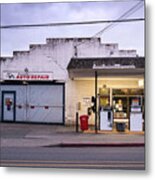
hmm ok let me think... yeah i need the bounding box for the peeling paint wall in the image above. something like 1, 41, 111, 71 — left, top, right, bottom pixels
0, 38, 138, 81
0, 37, 139, 125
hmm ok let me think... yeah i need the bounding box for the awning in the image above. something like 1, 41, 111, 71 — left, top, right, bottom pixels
67, 57, 145, 78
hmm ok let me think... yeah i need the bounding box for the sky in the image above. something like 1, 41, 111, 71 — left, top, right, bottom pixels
0, 0, 145, 57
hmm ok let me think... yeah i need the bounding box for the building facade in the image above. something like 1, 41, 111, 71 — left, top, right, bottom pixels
0, 38, 144, 131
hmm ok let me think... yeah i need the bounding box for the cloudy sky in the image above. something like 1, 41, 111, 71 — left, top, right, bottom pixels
1, 0, 145, 57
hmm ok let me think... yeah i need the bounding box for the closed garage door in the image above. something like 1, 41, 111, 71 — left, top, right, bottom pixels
27, 85, 64, 123
0, 83, 65, 124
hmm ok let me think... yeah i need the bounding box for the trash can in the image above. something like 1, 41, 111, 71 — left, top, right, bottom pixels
116, 122, 126, 132
80, 115, 89, 131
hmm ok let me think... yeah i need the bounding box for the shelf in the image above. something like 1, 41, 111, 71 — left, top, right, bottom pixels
113, 95, 144, 97
114, 119, 129, 123
99, 95, 110, 98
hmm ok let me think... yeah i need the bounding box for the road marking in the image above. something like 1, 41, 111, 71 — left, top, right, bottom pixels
1, 159, 144, 164
1, 162, 145, 169
1, 159, 145, 169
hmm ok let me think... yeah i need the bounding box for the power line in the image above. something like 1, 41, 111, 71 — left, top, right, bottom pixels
89, 0, 144, 2
75, 0, 144, 48
0, 18, 144, 29
94, 0, 144, 37
96, 0, 144, 1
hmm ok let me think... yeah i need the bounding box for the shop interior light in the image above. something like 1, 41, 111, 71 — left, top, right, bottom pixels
74, 77, 142, 81
23, 81, 28, 85
138, 79, 144, 87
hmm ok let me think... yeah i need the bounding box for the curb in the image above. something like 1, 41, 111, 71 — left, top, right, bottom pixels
43, 143, 145, 148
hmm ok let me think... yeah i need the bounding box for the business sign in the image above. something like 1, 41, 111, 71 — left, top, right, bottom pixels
3, 71, 53, 81
93, 64, 136, 69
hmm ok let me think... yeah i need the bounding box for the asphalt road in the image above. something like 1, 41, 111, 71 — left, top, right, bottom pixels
0, 146, 145, 170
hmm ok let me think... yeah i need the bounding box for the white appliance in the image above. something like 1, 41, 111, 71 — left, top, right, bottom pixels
130, 112, 143, 131
130, 105, 143, 131
100, 109, 113, 130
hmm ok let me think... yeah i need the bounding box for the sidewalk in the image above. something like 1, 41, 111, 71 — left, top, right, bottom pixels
0, 123, 145, 148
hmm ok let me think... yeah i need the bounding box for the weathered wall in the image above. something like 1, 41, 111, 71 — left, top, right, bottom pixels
0, 38, 138, 81
0, 37, 139, 124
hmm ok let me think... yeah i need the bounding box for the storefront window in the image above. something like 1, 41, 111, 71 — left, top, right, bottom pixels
99, 88, 110, 107
113, 89, 127, 95
128, 89, 144, 95
113, 97, 128, 119
112, 88, 144, 120
113, 88, 144, 96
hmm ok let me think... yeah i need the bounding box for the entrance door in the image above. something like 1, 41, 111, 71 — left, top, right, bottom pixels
2, 91, 16, 122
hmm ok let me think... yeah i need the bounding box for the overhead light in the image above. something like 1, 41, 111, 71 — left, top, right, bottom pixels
23, 81, 28, 85
138, 79, 144, 87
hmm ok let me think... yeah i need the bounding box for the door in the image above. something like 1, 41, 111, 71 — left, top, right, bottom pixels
2, 91, 16, 122
27, 85, 64, 124
1, 86, 26, 122
1, 84, 65, 124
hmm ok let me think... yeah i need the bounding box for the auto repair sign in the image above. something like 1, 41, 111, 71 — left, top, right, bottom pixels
3, 71, 53, 81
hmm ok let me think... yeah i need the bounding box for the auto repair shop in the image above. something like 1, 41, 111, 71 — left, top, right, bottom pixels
0, 37, 145, 131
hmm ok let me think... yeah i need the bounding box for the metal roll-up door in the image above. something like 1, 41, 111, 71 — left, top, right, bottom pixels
27, 84, 64, 124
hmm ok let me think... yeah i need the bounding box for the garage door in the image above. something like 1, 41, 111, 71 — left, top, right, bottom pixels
27, 85, 64, 123
0, 84, 65, 124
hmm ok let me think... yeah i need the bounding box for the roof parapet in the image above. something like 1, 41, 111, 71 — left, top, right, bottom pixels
0, 57, 13, 61
46, 37, 100, 44
13, 50, 29, 57
29, 44, 46, 50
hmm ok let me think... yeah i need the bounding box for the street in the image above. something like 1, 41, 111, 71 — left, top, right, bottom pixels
0, 146, 145, 170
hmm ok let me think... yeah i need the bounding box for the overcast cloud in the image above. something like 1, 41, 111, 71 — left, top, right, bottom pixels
1, 0, 144, 56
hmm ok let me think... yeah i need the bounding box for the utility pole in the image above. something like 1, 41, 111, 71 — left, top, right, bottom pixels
95, 71, 98, 134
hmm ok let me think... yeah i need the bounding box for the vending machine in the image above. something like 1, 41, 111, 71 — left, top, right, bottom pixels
99, 87, 113, 130
130, 97, 143, 131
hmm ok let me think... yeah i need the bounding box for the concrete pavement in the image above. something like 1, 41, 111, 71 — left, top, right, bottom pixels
0, 123, 145, 148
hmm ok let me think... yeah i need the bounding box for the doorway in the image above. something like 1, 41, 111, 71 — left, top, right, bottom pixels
2, 91, 16, 122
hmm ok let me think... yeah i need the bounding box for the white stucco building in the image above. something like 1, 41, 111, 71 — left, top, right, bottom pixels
0, 37, 145, 131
